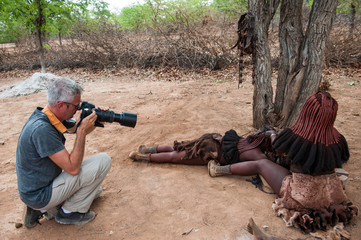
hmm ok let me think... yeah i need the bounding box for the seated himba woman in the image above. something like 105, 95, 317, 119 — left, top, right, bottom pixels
206, 91, 358, 232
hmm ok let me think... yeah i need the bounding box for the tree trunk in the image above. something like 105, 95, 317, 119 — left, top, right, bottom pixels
59, 32, 63, 46
249, 0, 337, 128
249, 0, 280, 129
278, 0, 337, 127
349, 0, 356, 40
274, 0, 303, 117
36, 0, 46, 73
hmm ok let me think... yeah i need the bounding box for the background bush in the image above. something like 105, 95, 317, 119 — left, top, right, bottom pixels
0, 0, 359, 71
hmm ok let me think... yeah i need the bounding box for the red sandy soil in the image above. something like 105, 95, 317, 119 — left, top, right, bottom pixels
0, 66, 360, 240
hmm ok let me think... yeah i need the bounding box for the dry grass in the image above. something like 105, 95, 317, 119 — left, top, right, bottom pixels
0, 15, 360, 72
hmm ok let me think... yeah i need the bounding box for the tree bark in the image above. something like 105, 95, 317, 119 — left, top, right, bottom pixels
349, 0, 356, 40
36, 0, 46, 73
59, 32, 63, 46
249, 0, 280, 129
274, 0, 303, 117
249, 0, 337, 128
279, 0, 337, 127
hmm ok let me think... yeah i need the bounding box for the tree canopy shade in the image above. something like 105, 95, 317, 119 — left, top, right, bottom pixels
248, 0, 339, 128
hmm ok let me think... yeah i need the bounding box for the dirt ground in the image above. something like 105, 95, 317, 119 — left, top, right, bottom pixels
0, 66, 360, 240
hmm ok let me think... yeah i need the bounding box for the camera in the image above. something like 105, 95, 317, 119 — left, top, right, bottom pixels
79, 101, 137, 128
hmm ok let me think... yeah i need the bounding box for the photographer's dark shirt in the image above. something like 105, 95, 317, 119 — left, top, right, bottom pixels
16, 107, 65, 209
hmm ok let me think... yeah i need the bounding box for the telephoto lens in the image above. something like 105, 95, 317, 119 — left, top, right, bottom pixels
114, 112, 137, 128
80, 101, 137, 128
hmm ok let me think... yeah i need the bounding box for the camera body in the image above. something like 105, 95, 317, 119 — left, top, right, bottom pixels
80, 101, 137, 128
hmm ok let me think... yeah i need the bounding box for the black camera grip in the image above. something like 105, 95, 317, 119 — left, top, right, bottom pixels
74, 113, 104, 133
94, 122, 104, 127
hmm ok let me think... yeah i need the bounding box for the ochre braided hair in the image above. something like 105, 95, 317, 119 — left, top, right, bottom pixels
273, 91, 349, 174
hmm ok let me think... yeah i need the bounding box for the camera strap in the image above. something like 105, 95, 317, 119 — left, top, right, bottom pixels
74, 118, 84, 133
42, 106, 68, 134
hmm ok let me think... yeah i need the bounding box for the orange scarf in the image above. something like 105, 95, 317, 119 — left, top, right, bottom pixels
42, 106, 68, 133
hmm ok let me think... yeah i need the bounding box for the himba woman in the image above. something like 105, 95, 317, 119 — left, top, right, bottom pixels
207, 91, 358, 232
129, 120, 276, 165
129, 127, 276, 165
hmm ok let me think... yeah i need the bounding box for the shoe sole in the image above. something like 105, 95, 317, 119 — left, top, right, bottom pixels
129, 151, 137, 160
22, 205, 43, 228
208, 160, 215, 177
55, 212, 97, 225
55, 218, 94, 225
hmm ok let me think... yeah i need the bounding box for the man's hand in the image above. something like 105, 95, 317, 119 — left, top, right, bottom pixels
98, 106, 109, 111
77, 110, 97, 135
67, 106, 110, 133
95, 106, 109, 126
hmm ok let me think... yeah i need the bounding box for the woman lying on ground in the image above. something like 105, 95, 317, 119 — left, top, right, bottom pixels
129, 126, 277, 166
207, 91, 358, 232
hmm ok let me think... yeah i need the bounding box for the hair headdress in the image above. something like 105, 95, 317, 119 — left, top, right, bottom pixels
273, 91, 349, 174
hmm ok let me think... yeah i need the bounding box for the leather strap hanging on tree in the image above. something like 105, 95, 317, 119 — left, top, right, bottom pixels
232, 13, 255, 88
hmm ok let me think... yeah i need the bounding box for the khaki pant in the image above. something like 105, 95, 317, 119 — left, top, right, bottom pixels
40, 152, 111, 213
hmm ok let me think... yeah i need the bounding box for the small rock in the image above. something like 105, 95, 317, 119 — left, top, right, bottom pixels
15, 222, 23, 228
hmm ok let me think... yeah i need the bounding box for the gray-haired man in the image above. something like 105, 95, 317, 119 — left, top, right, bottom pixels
16, 78, 112, 227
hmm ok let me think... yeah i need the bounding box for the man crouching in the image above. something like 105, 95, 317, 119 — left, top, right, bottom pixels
16, 78, 112, 227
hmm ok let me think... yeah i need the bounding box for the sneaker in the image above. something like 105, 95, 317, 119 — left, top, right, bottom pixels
55, 208, 97, 225
137, 145, 146, 153
23, 205, 44, 228
137, 145, 157, 154
208, 160, 220, 177
129, 151, 137, 160
129, 151, 150, 161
